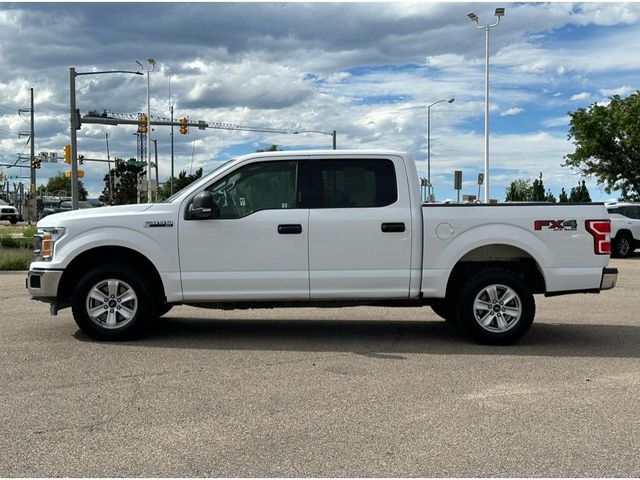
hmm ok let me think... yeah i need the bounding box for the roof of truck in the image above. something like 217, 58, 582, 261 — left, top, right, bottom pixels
236, 149, 409, 160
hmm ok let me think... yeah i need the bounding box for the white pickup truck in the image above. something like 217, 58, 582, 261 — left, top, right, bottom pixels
27, 150, 617, 344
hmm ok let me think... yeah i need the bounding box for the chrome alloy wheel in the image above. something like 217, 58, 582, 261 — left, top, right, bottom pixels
618, 236, 630, 256
472, 284, 522, 333
85, 279, 138, 329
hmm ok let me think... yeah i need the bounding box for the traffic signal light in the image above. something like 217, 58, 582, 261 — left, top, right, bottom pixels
79, 155, 84, 165
179, 117, 189, 134
64, 144, 71, 164
31, 159, 41, 169
138, 113, 148, 134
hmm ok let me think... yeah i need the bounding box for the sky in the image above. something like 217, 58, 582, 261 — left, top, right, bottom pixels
0, 1, 639, 202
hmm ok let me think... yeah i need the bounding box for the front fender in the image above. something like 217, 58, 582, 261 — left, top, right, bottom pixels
48, 226, 179, 274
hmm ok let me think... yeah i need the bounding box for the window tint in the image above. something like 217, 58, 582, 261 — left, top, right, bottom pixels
627, 206, 640, 219
607, 207, 621, 215
315, 159, 397, 208
205, 161, 298, 218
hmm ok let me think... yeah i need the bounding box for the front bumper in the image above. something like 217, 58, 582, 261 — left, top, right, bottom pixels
26, 268, 63, 301
600, 267, 618, 290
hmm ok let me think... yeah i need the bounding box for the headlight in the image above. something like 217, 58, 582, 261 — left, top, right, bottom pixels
33, 227, 66, 260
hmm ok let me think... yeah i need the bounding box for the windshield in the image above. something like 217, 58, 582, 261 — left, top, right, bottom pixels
162, 158, 236, 203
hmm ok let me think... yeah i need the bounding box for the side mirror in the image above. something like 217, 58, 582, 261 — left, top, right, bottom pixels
189, 191, 219, 219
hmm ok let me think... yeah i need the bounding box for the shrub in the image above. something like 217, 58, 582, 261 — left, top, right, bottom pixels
0, 236, 32, 249
0, 249, 32, 270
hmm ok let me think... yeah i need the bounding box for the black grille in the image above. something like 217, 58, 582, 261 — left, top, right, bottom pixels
29, 275, 41, 289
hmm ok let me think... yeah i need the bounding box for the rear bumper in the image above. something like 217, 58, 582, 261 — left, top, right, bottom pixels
600, 267, 618, 290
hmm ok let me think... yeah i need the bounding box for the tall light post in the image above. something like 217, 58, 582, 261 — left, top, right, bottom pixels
136, 58, 156, 202
467, 7, 505, 203
427, 97, 454, 201
292, 129, 337, 149
69, 67, 143, 210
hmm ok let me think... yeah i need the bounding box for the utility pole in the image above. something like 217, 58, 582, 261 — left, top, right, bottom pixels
152, 138, 159, 202
18, 89, 35, 223
170, 104, 174, 196
30, 88, 35, 222
106, 133, 113, 205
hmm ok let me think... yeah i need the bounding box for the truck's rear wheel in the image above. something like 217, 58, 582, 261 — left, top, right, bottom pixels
72, 263, 156, 340
456, 268, 535, 345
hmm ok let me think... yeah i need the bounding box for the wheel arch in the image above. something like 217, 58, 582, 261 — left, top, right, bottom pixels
614, 228, 633, 239
57, 246, 166, 307
445, 243, 546, 299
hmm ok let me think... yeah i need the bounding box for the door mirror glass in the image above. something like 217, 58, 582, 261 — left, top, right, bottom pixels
189, 191, 219, 219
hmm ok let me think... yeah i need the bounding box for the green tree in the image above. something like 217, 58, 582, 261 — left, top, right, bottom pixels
100, 158, 145, 205
531, 173, 546, 201
505, 178, 532, 202
558, 187, 569, 203
568, 179, 592, 202
37, 172, 88, 200
159, 168, 203, 200
256, 144, 280, 152
545, 189, 557, 203
565, 91, 640, 201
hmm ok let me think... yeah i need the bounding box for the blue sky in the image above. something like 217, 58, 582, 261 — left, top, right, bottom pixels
0, 2, 639, 202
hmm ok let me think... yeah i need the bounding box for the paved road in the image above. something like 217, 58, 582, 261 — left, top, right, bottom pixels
1, 258, 639, 476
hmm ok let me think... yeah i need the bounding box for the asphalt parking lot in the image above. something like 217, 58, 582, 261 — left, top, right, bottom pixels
1, 257, 639, 477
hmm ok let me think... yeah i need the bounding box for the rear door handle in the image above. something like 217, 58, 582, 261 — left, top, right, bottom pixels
381, 222, 405, 233
278, 224, 302, 234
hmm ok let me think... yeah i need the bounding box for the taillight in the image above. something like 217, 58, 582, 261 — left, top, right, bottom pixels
585, 219, 611, 255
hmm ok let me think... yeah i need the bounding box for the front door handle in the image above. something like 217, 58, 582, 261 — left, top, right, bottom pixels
381, 222, 405, 233
278, 224, 303, 234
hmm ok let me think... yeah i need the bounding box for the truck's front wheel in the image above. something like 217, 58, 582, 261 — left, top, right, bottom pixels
456, 269, 535, 345
72, 264, 156, 340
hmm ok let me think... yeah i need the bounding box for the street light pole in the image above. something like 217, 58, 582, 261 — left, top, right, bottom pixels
292, 129, 337, 149
467, 7, 505, 203
427, 98, 454, 201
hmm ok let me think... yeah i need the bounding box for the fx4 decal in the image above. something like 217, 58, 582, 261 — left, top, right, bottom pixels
533, 219, 577, 231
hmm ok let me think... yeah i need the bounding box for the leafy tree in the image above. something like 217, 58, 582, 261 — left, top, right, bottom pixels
505, 178, 532, 202
531, 173, 546, 201
545, 189, 557, 203
558, 187, 569, 203
568, 180, 592, 202
256, 144, 279, 152
100, 158, 145, 205
565, 91, 640, 201
158, 168, 203, 200
38, 172, 88, 200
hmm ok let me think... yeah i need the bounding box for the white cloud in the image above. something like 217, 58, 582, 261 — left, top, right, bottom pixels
500, 107, 523, 117
599, 86, 634, 97
542, 116, 569, 128
570, 92, 591, 101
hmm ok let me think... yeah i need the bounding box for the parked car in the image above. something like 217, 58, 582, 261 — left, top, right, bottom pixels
0, 199, 20, 224
606, 202, 640, 257
27, 149, 617, 345
58, 200, 94, 212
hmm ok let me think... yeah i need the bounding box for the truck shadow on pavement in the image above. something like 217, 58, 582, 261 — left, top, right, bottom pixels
76, 318, 640, 358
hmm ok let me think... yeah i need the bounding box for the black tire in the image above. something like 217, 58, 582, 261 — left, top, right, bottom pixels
612, 232, 633, 258
430, 299, 457, 323
9, 217, 17, 225
456, 268, 535, 345
158, 304, 173, 317
71, 263, 158, 341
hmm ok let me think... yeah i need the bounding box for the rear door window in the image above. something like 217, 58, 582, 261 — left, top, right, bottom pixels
311, 159, 397, 208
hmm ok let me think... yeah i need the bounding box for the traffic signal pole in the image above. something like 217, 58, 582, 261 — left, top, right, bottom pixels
69, 68, 80, 211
